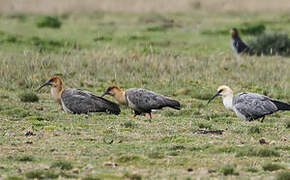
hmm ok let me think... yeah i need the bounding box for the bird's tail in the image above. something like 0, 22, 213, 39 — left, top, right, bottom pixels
106, 103, 121, 115
245, 47, 255, 56
165, 98, 181, 110
271, 100, 290, 111
98, 97, 121, 115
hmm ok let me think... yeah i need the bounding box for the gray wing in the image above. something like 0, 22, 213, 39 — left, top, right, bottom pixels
233, 92, 278, 120
61, 88, 120, 114
125, 88, 174, 112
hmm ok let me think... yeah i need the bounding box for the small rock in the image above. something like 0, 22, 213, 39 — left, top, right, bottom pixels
36, 107, 44, 111
269, 140, 276, 145
103, 137, 114, 144
187, 167, 193, 172
49, 148, 56, 152
25, 131, 35, 136
281, 136, 287, 142
25, 141, 33, 144
42, 108, 49, 112
259, 137, 267, 144
87, 138, 96, 141
17, 167, 22, 173
40, 164, 50, 170
83, 164, 93, 170
225, 57, 231, 61
36, 133, 44, 137
104, 162, 118, 167
72, 168, 80, 174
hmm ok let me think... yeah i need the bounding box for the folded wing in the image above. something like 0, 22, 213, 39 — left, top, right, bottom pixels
233, 92, 278, 120
61, 88, 120, 114
125, 88, 180, 112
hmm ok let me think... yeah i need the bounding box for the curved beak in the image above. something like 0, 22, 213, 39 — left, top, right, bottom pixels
36, 80, 51, 92
208, 91, 220, 104
101, 90, 109, 97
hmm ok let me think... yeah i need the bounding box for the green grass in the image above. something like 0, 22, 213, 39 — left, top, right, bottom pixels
50, 160, 73, 170
36, 16, 62, 29
0, 9, 289, 179
246, 167, 259, 173
25, 169, 59, 179
222, 164, 239, 176
4, 177, 24, 180
18, 91, 39, 102
262, 163, 285, 171
236, 147, 280, 157
276, 171, 290, 180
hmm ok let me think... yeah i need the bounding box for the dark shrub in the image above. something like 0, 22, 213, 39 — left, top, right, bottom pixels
5, 176, 24, 180
276, 171, 290, 180
51, 160, 73, 170
222, 165, 239, 176
25, 169, 58, 179
262, 163, 284, 171
36, 16, 62, 28
19, 91, 39, 102
236, 147, 280, 157
248, 32, 290, 56
240, 23, 266, 35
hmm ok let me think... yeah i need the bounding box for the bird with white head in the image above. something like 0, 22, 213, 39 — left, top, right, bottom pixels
208, 85, 290, 122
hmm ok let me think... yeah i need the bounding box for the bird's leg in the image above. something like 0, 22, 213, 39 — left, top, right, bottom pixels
148, 112, 152, 119
260, 116, 265, 123
59, 106, 64, 111
133, 114, 137, 118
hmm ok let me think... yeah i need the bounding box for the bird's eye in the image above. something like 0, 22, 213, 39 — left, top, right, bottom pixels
218, 89, 223, 93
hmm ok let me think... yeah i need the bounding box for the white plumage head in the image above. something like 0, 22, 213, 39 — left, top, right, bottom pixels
217, 85, 233, 98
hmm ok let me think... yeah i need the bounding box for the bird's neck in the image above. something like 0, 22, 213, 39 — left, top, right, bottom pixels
51, 86, 64, 105
222, 94, 233, 110
114, 90, 127, 105
232, 35, 240, 40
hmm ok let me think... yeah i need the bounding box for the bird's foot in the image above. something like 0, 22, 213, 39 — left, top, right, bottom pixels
148, 113, 152, 119
133, 114, 137, 118
260, 116, 265, 123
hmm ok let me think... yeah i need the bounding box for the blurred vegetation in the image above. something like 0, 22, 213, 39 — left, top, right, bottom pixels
276, 171, 290, 180
240, 23, 265, 35
36, 16, 62, 28
262, 163, 285, 171
249, 32, 290, 56
201, 22, 266, 36
18, 91, 39, 102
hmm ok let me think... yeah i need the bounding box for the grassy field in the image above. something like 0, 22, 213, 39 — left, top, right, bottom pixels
0, 8, 289, 180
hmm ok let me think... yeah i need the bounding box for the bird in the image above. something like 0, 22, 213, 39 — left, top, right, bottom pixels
208, 85, 290, 122
231, 28, 255, 55
101, 86, 181, 118
36, 76, 120, 115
